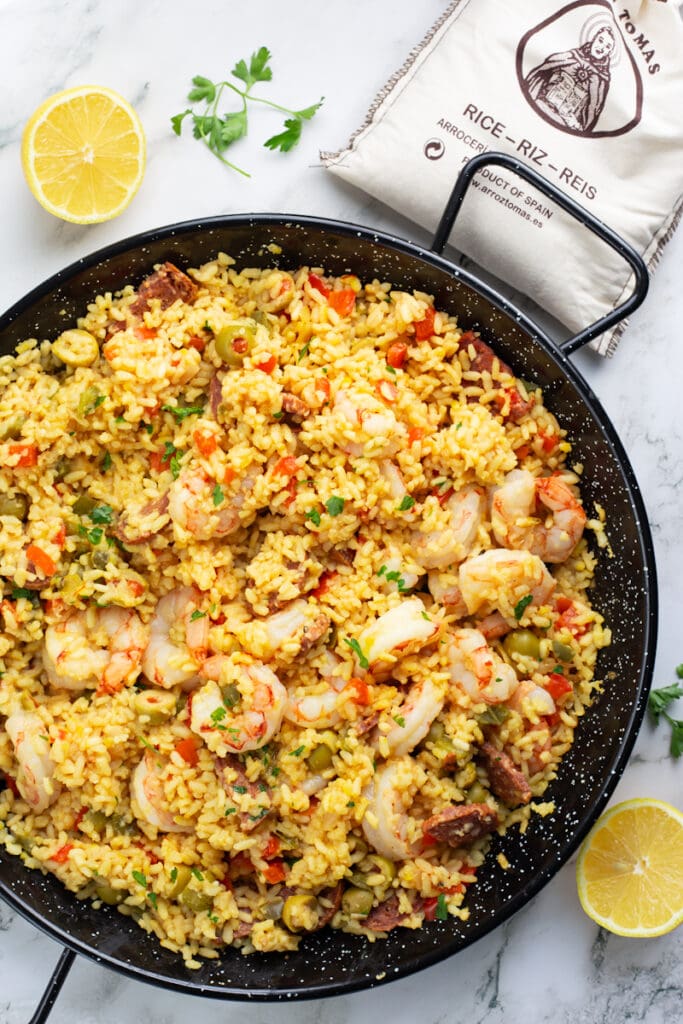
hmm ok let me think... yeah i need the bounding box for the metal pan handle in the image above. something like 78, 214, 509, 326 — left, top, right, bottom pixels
27, 947, 76, 1024
430, 151, 648, 354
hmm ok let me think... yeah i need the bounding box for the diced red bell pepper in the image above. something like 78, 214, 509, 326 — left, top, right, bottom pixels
273, 455, 299, 477
545, 673, 573, 702
135, 326, 158, 340
8, 443, 38, 467
311, 570, 338, 600
387, 341, 408, 369
408, 426, 425, 446
346, 677, 371, 705
262, 859, 286, 885
73, 806, 88, 830
263, 835, 281, 860
422, 896, 439, 921
53, 524, 66, 550
255, 354, 277, 374
538, 430, 558, 453
315, 377, 331, 402
308, 273, 330, 298
51, 843, 74, 864
327, 288, 356, 317
193, 429, 218, 457
187, 335, 206, 352
175, 737, 199, 767
26, 544, 57, 577
149, 448, 169, 473
283, 477, 297, 508
414, 307, 436, 341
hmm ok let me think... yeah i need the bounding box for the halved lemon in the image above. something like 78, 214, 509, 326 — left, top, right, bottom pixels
21, 85, 145, 224
576, 798, 683, 937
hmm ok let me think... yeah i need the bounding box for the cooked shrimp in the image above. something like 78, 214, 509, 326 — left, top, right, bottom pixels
458, 549, 555, 621
141, 587, 208, 690
491, 469, 586, 563
5, 710, 61, 813
380, 546, 422, 595
191, 662, 288, 753
284, 651, 346, 728
356, 597, 439, 677
382, 678, 444, 756
130, 750, 193, 833
508, 679, 556, 719
44, 607, 147, 694
362, 757, 424, 861
168, 465, 257, 541
333, 389, 405, 458
447, 628, 519, 705
413, 485, 485, 570
240, 599, 330, 661
427, 572, 468, 614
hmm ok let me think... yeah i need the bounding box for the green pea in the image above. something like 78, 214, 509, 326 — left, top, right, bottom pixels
307, 743, 333, 773
342, 886, 374, 918
180, 888, 212, 912
214, 321, 256, 365
0, 493, 29, 519
73, 494, 98, 516
168, 865, 192, 899
552, 639, 574, 662
504, 630, 541, 660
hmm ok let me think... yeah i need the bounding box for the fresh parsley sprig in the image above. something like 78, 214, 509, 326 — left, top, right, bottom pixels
648, 666, 683, 758
171, 47, 323, 177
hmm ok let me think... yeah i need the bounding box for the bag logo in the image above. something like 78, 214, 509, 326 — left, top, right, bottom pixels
516, 1, 642, 138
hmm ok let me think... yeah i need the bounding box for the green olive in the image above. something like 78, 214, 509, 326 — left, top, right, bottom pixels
552, 639, 574, 662
221, 683, 241, 708
0, 414, 27, 441
0, 493, 29, 519
86, 810, 109, 834
180, 888, 213, 912
108, 813, 137, 836
214, 321, 256, 365
307, 743, 333, 773
168, 865, 192, 899
281, 894, 320, 933
133, 689, 177, 724
367, 855, 397, 885
504, 630, 541, 660
263, 898, 285, 921
52, 329, 99, 367
52, 456, 72, 482
72, 494, 98, 516
476, 705, 510, 726
94, 878, 124, 905
342, 886, 374, 918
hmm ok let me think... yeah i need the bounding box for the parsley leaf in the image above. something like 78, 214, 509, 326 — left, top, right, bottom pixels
101, 452, 112, 471
161, 403, 205, 422
325, 495, 345, 517
169, 867, 178, 884
305, 508, 321, 527
90, 504, 114, 525
397, 495, 415, 512
514, 594, 533, 621
11, 587, 41, 607
344, 637, 369, 670
436, 893, 449, 920
191, 868, 204, 881
393, 715, 406, 728
670, 719, 683, 759
190, 609, 206, 621
132, 870, 147, 888
172, 48, 322, 177
213, 483, 224, 507
289, 745, 305, 757
649, 683, 683, 722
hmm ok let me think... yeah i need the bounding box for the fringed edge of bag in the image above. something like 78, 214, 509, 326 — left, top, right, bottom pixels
320, 0, 469, 165
600, 191, 683, 357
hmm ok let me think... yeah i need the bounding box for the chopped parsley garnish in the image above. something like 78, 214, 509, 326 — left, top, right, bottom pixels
385, 365, 397, 375
325, 495, 345, 517
435, 893, 449, 920
78, 524, 104, 545
397, 495, 415, 512
147, 892, 158, 910
421, 611, 431, 621
297, 343, 310, 362
78, 387, 105, 416
132, 870, 147, 888
142, 422, 154, 435
305, 508, 321, 527
101, 452, 112, 471
190, 609, 206, 621
203, 320, 214, 333
191, 868, 204, 881
514, 594, 533, 620
272, 410, 283, 420
346, 800, 356, 808
90, 504, 114, 525
289, 745, 305, 757
344, 637, 369, 670
383, 569, 408, 593
232, 785, 247, 795
161, 442, 185, 480
211, 483, 224, 507
225, 807, 236, 815
170, 868, 178, 884
11, 587, 41, 607
377, 565, 387, 577
393, 715, 406, 728
211, 706, 227, 724
161, 403, 205, 422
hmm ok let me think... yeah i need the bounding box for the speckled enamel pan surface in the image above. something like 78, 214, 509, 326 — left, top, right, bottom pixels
0, 215, 657, 1000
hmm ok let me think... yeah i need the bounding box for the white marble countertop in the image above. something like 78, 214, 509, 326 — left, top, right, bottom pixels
1, 1, 682, 1021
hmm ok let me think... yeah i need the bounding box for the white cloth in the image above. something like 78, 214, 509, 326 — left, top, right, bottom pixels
324, 0, 683, 355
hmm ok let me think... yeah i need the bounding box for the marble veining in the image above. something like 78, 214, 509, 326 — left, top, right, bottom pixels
1, 0, 682, 1021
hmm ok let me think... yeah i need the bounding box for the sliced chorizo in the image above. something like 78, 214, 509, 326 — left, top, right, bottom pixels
479, 741, 532, 807
422, 803, 499, 847
130, 262, 198, 316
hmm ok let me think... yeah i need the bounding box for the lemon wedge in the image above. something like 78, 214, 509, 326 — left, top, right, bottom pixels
21, 85, 145, 224
576, 797, 683, 937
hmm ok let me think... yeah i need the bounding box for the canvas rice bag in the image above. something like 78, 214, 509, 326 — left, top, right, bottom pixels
323, 0, 683, 354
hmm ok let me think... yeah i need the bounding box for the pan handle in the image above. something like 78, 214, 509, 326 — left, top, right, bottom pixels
430, 151, 649, 354
27, 947, 76, 1024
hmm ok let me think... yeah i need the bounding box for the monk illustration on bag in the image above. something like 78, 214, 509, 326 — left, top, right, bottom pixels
524, 24, 615, 134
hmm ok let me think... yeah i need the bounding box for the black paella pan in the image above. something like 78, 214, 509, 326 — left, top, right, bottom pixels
0, 153, 657, 1020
